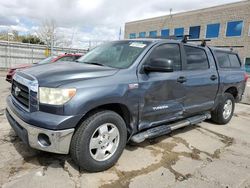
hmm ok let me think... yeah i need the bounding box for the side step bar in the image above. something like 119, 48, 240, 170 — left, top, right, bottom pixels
131, 113, 211, 143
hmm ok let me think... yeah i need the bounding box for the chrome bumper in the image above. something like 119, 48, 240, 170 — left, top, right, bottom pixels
6, 105, 75, 154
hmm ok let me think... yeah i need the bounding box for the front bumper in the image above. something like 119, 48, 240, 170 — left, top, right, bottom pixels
6, 102, 75, 154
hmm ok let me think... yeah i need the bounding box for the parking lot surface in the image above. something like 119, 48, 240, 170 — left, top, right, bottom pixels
0, 74, 250, 188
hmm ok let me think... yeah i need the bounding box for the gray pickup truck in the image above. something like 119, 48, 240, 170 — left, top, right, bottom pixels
6, 39, 248, 172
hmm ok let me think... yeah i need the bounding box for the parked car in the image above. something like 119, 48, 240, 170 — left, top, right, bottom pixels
5, 53, 82, 83
6, 39, 248, 172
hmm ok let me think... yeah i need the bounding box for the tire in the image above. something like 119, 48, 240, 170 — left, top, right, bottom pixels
70, 110, 127, 172
211, 93, 235, 125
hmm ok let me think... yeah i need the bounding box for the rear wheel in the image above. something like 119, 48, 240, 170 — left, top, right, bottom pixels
70, 110, 127, 172
211, 93, 235, 125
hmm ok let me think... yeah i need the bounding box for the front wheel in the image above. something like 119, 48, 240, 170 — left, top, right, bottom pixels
211, 93, 235, 125
70, 110, 127, 172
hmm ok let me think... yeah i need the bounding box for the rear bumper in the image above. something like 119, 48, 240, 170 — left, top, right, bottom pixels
6, 97, 75, 154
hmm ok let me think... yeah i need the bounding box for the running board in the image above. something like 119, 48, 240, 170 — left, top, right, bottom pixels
131, 113, 211, 143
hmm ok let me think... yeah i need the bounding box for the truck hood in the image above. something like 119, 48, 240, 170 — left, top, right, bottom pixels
21, 61, 119, 87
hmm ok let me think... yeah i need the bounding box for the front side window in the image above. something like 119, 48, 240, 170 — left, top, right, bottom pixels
189, 26, 200, 39
226, 21, 243, 37
77, 41, 150, 69
184, 46, 209, 70
148, 44, 181, 71
206, 23, 220, 38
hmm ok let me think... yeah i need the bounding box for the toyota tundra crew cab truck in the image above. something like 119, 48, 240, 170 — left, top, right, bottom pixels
6, 39, 248, 172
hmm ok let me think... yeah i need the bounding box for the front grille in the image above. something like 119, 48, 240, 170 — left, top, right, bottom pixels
11, 80, 30, 109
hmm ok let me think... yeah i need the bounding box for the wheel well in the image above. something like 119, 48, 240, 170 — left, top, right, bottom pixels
79, 103, 132, 137
225, 87, 238, 99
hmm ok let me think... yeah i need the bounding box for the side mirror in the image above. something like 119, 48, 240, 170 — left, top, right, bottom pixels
143, 58, 174, 72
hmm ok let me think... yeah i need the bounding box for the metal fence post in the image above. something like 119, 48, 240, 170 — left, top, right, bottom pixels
31, 46, 34, 64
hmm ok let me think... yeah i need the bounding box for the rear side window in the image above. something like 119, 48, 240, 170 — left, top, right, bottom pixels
215, 52, 231, 68
229, 54, 241, 68
184, 46, 209, 70
215, 51, 241, 68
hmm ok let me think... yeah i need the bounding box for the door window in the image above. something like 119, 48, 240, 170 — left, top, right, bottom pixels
148, 44, 181, 71
184, 46, 209, 70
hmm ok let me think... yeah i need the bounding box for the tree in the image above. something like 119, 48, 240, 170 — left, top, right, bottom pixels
37, 19, 56, 47
22, 35, 44, 44
12, 30, 19, 41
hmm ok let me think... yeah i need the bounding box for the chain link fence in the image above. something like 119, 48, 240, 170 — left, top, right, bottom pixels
0, 40, 107, 69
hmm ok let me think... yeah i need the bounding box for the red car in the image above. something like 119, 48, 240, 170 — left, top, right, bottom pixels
6, 53, 82, 83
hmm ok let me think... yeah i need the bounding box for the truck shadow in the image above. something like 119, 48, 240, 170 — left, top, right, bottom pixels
9, 124, 200, 174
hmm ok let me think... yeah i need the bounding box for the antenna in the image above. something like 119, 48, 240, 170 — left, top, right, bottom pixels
170, 8, 173, 18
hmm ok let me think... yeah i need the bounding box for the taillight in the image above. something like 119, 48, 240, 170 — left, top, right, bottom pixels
244, 72, 249, 82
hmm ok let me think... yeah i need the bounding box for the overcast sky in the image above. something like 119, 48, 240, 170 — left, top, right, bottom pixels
0, 0, 243, 48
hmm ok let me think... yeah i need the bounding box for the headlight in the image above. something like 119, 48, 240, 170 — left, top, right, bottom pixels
39, 87, 76, 105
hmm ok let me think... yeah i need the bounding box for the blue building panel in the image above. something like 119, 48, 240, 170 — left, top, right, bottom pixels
226, 21, 243, 37
174, 28, 184, 39
139, 32, 146, 38
189, 26, 200, 39
206, 23, 220, 38
161, 29, 170, 37
149, 31, 157, 37
129, 33, 136, 39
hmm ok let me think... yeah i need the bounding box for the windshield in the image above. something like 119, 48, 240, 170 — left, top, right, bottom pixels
77, 41, 150, 68
35, 56, 56, 65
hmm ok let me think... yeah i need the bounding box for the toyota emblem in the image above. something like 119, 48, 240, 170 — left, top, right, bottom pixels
14, 86, 21, 96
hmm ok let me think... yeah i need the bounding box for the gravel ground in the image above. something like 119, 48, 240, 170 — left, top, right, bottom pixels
1, 75, 250, 188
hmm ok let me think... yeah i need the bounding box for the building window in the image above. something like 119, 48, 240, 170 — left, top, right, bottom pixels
139, 32, 146, 38
161, 29, 170, 37
245, 58, 250, 74
206, 23, 220, 38
174, 27, 184, 39
248, 25, 250, 36
149, 30, 157, 37
226, 21, 243, 37
129, 33, 136, 39
189, 26, 200, 39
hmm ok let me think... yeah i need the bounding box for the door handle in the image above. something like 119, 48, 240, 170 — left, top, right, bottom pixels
210, 75, 218, 81
177, 76, 187, 83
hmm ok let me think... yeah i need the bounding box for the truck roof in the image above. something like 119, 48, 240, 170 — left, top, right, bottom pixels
122, 39, 238, 54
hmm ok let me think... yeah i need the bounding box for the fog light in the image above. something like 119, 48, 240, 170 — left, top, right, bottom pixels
38, 133, 51, 147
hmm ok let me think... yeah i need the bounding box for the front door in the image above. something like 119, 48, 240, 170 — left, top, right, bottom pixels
137, 43, 186, 131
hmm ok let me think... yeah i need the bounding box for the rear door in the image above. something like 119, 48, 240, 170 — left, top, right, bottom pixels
138, 42, 186, 130
181, 45, 219, 115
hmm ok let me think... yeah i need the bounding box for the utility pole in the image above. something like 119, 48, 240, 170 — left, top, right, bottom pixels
119, 27, 122, 40
51, 33, 54, 56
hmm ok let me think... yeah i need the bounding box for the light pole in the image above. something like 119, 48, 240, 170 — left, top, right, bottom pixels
51, 33, 54, 56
